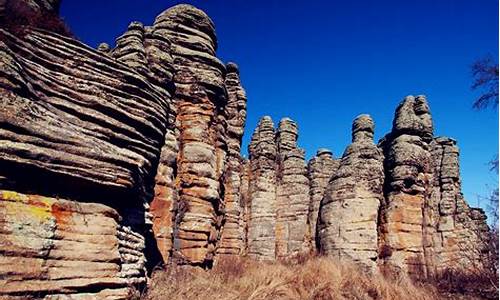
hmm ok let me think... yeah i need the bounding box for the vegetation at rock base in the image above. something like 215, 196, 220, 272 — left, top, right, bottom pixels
142, 255, 496, 300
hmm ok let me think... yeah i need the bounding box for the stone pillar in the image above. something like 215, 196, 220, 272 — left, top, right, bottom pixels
379, 95, 434, 277
307, 148, 339, 250
275, 118, 310, 258
247, 116, 277, 260
317, 115, 384, 272
217, 62, 248, 258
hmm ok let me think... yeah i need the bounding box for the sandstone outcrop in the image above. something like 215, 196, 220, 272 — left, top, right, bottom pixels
275, 118, 310, 258
217, 62, 247, 258
307, 149, 339, 250
378, 95, 434, 277
246, 116, 278, 260
0, 2, 492, 298
244, 117, 312, 260
431, 137, 489, 272
317, 115, 385, 272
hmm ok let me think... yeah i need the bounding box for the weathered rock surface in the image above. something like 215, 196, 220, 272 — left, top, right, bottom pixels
0, 28, 170, 203
217, 63, 247, 258
246, 116, 278, 260
317, 115, 385, 272
275, 118, 310, 258
0, 2, 492, 298
0, 190, 145, 299
431, 137, 489, 272
307, 149, 339, 250
243, 117, 311, 260
378, 95, 434, 277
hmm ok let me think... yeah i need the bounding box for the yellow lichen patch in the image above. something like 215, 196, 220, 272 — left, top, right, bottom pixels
0, 190, 56, 250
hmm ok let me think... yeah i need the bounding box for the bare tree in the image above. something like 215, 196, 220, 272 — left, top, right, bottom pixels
471, 56, 499, 109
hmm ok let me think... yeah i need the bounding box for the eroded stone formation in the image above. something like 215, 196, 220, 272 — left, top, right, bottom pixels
217, 62, 247, 258
307, 149, 339, 250
317, 115, 385, 272
0, 2, 248, 298
0, 1, 491, 298
0, 14, 171, 297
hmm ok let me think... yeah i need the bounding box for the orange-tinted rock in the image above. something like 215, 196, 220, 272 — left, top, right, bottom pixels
0, 190, 145, 298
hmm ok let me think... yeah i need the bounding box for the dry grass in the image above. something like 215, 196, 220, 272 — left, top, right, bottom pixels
143, 256, 446, 300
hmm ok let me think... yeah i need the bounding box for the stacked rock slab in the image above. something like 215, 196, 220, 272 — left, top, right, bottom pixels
431, 137, 488, 271
244, 117, 311, 260
152, 5, 228, 267
317, 115, 385, 272
0, 22, 171, 298
379, 95, 434, 277
112, 4, 234, 266
217, 62, 248, 258
307, 149, 339, 250
275, 118, 310, 258
247, 117, 278, 260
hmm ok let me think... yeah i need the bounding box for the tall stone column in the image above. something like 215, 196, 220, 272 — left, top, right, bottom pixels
275, 118, 310, 258
247, 116, 277, 260
317, 115, 384, 272
307, 149, 339, 250
217, 62, 248, 258
379, 95, 434, 277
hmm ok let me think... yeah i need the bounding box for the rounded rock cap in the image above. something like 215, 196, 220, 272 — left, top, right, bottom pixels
353, 114, 374, 133
352, 114, 375, 142
226, 62, 239, 74
157, 4, 217, 46
317, 148, 333, 156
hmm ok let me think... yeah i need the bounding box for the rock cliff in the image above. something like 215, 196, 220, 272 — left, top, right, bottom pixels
0, 1, 491, 299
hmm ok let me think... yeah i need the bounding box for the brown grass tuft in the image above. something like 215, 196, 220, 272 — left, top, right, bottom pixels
143, 256, 443, 300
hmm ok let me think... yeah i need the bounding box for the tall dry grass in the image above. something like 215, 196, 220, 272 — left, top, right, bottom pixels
143, 256, 446, 300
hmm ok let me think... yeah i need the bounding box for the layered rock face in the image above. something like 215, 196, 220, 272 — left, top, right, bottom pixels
431, 137, 489, 271
246, 117, 278, 260
0, 20, 171, 298
217, 63, 247, 258
378, 95, 434, 276
110, 5, 249, 267
307, 149, 339, 250
314, 96, 489, 277
275, 118, 310, 258
317, 115, 385, 272
0, 2, 248, 298
0, 2, 491, 298
243, 117, 313, 260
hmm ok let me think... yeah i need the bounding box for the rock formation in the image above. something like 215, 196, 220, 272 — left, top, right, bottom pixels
244, 117, 312, 260
0, 2, 492, 299
431, 137, 489, 272
246, 116, 278, 260
378, 95, 434, 277
307, 149, 339, 250
275, 118, 311, 258
217, 62, 247, 258
0, 19, 171, 297
317, 115, 385, 272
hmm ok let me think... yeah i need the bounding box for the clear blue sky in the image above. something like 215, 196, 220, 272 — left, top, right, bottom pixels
60, 0, 498, 213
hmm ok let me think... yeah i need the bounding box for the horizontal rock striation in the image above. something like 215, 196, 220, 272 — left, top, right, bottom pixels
0, 190, 145, 299
246, 116, 277, 260
217, 62, 247, 258
0, 28, 171, 203
317, 115, 384, 272
0, 2, 492, 298
275, 118, 310, 258
431, 137, 489, 272
307, 149, 339, 250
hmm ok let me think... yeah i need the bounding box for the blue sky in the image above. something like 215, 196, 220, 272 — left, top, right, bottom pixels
60, 0, 498, 213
